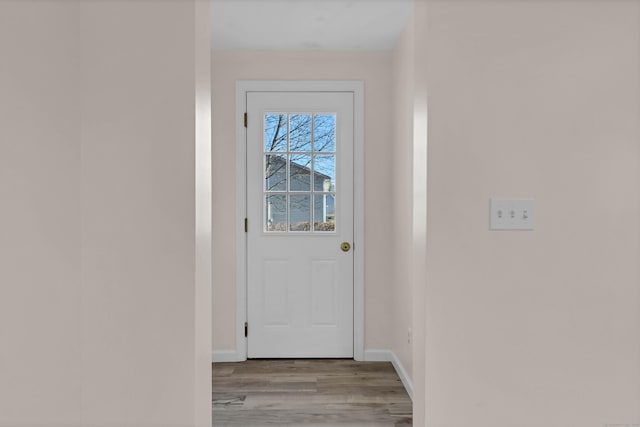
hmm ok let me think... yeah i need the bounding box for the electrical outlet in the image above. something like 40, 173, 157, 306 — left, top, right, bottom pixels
490, 198, 534, 230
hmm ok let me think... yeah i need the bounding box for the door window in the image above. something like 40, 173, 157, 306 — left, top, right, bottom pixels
263, 113, 337, 233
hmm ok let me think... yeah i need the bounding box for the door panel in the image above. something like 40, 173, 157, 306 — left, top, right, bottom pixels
247, 91, 354, 358
262, 259, 289, 326
310, 259, 338, 326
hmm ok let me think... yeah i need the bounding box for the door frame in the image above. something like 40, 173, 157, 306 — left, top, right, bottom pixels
235, 80, 365, 361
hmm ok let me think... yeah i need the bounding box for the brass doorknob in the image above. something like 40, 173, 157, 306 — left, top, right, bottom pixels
340, 242, 351, 252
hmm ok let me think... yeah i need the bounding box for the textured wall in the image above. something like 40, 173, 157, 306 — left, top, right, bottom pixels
390, 11, 416, 387
423, 1, 640, 425
0, 1, 211, 425
0, 2, 82, 424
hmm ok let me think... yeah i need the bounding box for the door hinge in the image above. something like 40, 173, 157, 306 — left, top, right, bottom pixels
244, 218, 248, 232
243, 112, 247, 128
244, 322, 248, 337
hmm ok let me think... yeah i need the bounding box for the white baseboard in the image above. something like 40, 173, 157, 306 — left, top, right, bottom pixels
212, 350, 245, 363
364, 349, 414, 400
363, 349, 393, 362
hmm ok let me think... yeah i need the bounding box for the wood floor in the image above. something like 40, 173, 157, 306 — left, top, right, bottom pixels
212, 359, 412, 426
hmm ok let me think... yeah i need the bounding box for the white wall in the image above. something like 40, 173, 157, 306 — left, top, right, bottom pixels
388, 6, 429, 419
423, 1, 640, 425
0, 1, 211, 425
0, 3, 82, 425
211, 50, 394, 354
412, 3, 428, 423
390, 12, 416, 387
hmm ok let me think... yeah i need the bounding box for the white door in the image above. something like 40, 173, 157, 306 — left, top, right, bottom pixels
246, 91, 354, 358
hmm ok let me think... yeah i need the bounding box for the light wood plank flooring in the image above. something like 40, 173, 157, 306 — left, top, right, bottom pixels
212, 359, 412, 426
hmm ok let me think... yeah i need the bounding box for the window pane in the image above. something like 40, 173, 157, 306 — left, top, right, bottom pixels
265, 114, 287, 152
314, 114, 336, 152
265, 154, 287, 191
265, 194, 287, 232
262, 111, 339, 234
314, 193, 335, 232
313, 154, 335, 192
289, 114, 312, 152
289, 154, 311, 192
289, 194, 311, 232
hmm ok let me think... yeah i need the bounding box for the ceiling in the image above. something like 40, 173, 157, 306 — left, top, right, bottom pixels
211, 0, 415, 51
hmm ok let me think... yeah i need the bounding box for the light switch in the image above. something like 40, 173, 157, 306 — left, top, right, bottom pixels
490, 199, 534, 230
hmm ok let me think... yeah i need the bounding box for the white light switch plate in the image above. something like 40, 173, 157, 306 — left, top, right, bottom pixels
490, 199, 535, 230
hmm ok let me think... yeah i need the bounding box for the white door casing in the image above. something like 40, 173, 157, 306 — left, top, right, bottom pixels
247, 91, 353, 358
234, 81, 365, 361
